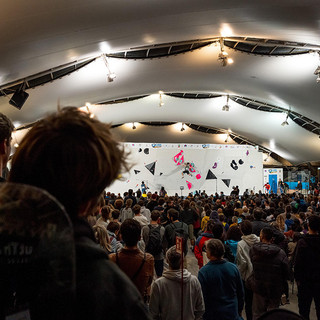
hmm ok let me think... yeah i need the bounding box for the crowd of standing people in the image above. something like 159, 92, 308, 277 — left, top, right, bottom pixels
0, 109, 319, 319
90, 187, 320, 320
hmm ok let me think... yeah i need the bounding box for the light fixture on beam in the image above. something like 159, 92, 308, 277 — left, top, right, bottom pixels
9, 83, 29, 110
222, 95, 230, 111
180, 123, 185, 132
264, 153, 271, 162
132, 122, 136, 130
102, 54, 116, 82
281, 112, 290, 126
218, 38, 233, 67
314, 52, 320, 83
159, 90, 164, 107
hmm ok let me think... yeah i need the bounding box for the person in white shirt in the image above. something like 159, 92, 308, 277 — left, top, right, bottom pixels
133, 204, 149, 227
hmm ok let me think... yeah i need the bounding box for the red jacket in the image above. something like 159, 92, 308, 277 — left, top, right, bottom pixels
194, 232, 214, 268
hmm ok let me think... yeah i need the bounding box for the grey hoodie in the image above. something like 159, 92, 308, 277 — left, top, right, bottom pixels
236, 234, 260, 281
149, 269, 205, 320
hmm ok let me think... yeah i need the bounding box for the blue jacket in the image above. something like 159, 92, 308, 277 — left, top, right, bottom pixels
198, 259, 244, 320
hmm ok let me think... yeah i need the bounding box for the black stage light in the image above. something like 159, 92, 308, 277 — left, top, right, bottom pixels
9, 90, 29, 110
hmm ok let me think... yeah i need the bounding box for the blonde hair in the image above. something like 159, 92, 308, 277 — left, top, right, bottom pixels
276, 214, 285, 231
93, 224, 112, 253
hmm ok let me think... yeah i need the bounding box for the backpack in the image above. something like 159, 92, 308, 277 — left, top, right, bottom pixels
169, 222, 189, 255
145, 225, 163, 256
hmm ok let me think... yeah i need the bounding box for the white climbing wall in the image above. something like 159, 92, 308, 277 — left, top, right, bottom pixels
107, 143, 263, 196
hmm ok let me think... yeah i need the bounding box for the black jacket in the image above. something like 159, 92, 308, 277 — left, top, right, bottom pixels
294, 234, 320, 284
250, 242, 289, 298
74, 218, 150, 320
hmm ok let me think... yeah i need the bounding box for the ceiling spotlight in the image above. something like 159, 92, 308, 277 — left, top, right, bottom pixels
107, 72, 116, 82
264, 153, 271, 162
180, 123, 185, 132
225, 135, 229, 143
132, 122, 136, 130
159, 90, 164, 107
218, 38, 233, 67
281, 112, 290, 126
9, 83, 29, 110
222, 95, 230, 111
102, 54, 116, 83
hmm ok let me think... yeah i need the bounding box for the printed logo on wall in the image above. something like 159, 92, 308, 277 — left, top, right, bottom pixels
268, 169, 278, 173
152, 144, 162, 148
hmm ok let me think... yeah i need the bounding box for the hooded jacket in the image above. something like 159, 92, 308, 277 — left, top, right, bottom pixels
249, 242, 289, 298
294, 234, 320, 283
74, 218, 150, 320
149, 269, 205, 320
236, 234, 260, 281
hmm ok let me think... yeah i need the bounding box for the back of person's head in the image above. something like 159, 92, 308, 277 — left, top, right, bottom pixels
218, 214, 225, 222
92, 224, 111, 252
205, 219, 215, 232
168, 208, 179, 221
261, 227, 274, 242
212, 223, 223, 240
151, 210, 160, 222
285, 205, 292, 214
107, 221, 120, 234
125, 198, 133, 208
132, 204, 141, 215
120, 219, 141, 247
0, 112, 14, 144
158, 197, 165, 206
138, 199, 145, 206
101, 206, 110, 220
308, 214, 320, 232
253, 208, 263, 220
206, 239, 225, 259
9, 107, 128, 219
255, 199, 261, 207
227, 225, 242, 241
183, 199, 190, 209
128, 189, 133, 195
240, 220, 253, 235
111, 209, 120, 220
166, 246, 181, 270
114, 199, 123, 210
231, 216, 238, 224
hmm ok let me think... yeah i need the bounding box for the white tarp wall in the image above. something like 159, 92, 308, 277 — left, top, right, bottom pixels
108, 143, 263, 196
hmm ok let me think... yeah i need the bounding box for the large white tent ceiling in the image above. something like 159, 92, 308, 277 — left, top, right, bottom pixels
1, 0, 320, 166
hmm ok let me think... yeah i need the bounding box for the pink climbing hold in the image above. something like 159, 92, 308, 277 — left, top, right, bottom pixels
196, 174, 201, 180
174, 150, 184, 165
186, 181, 192, 190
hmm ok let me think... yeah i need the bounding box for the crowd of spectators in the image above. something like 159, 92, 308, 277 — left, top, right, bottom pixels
91, 187, 320, 320
0, 110, 319, 319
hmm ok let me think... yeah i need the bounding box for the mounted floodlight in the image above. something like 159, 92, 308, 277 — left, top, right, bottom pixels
9, 83, 29, 110
225, 134, 229, 143
102, 54, 116, 82
218, 38, 233, 67
159, 90, 164, 107
281, 112, 290, 126
180, 123, 185, 132
222, 95, 230, 111
132, 122, 136, 130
